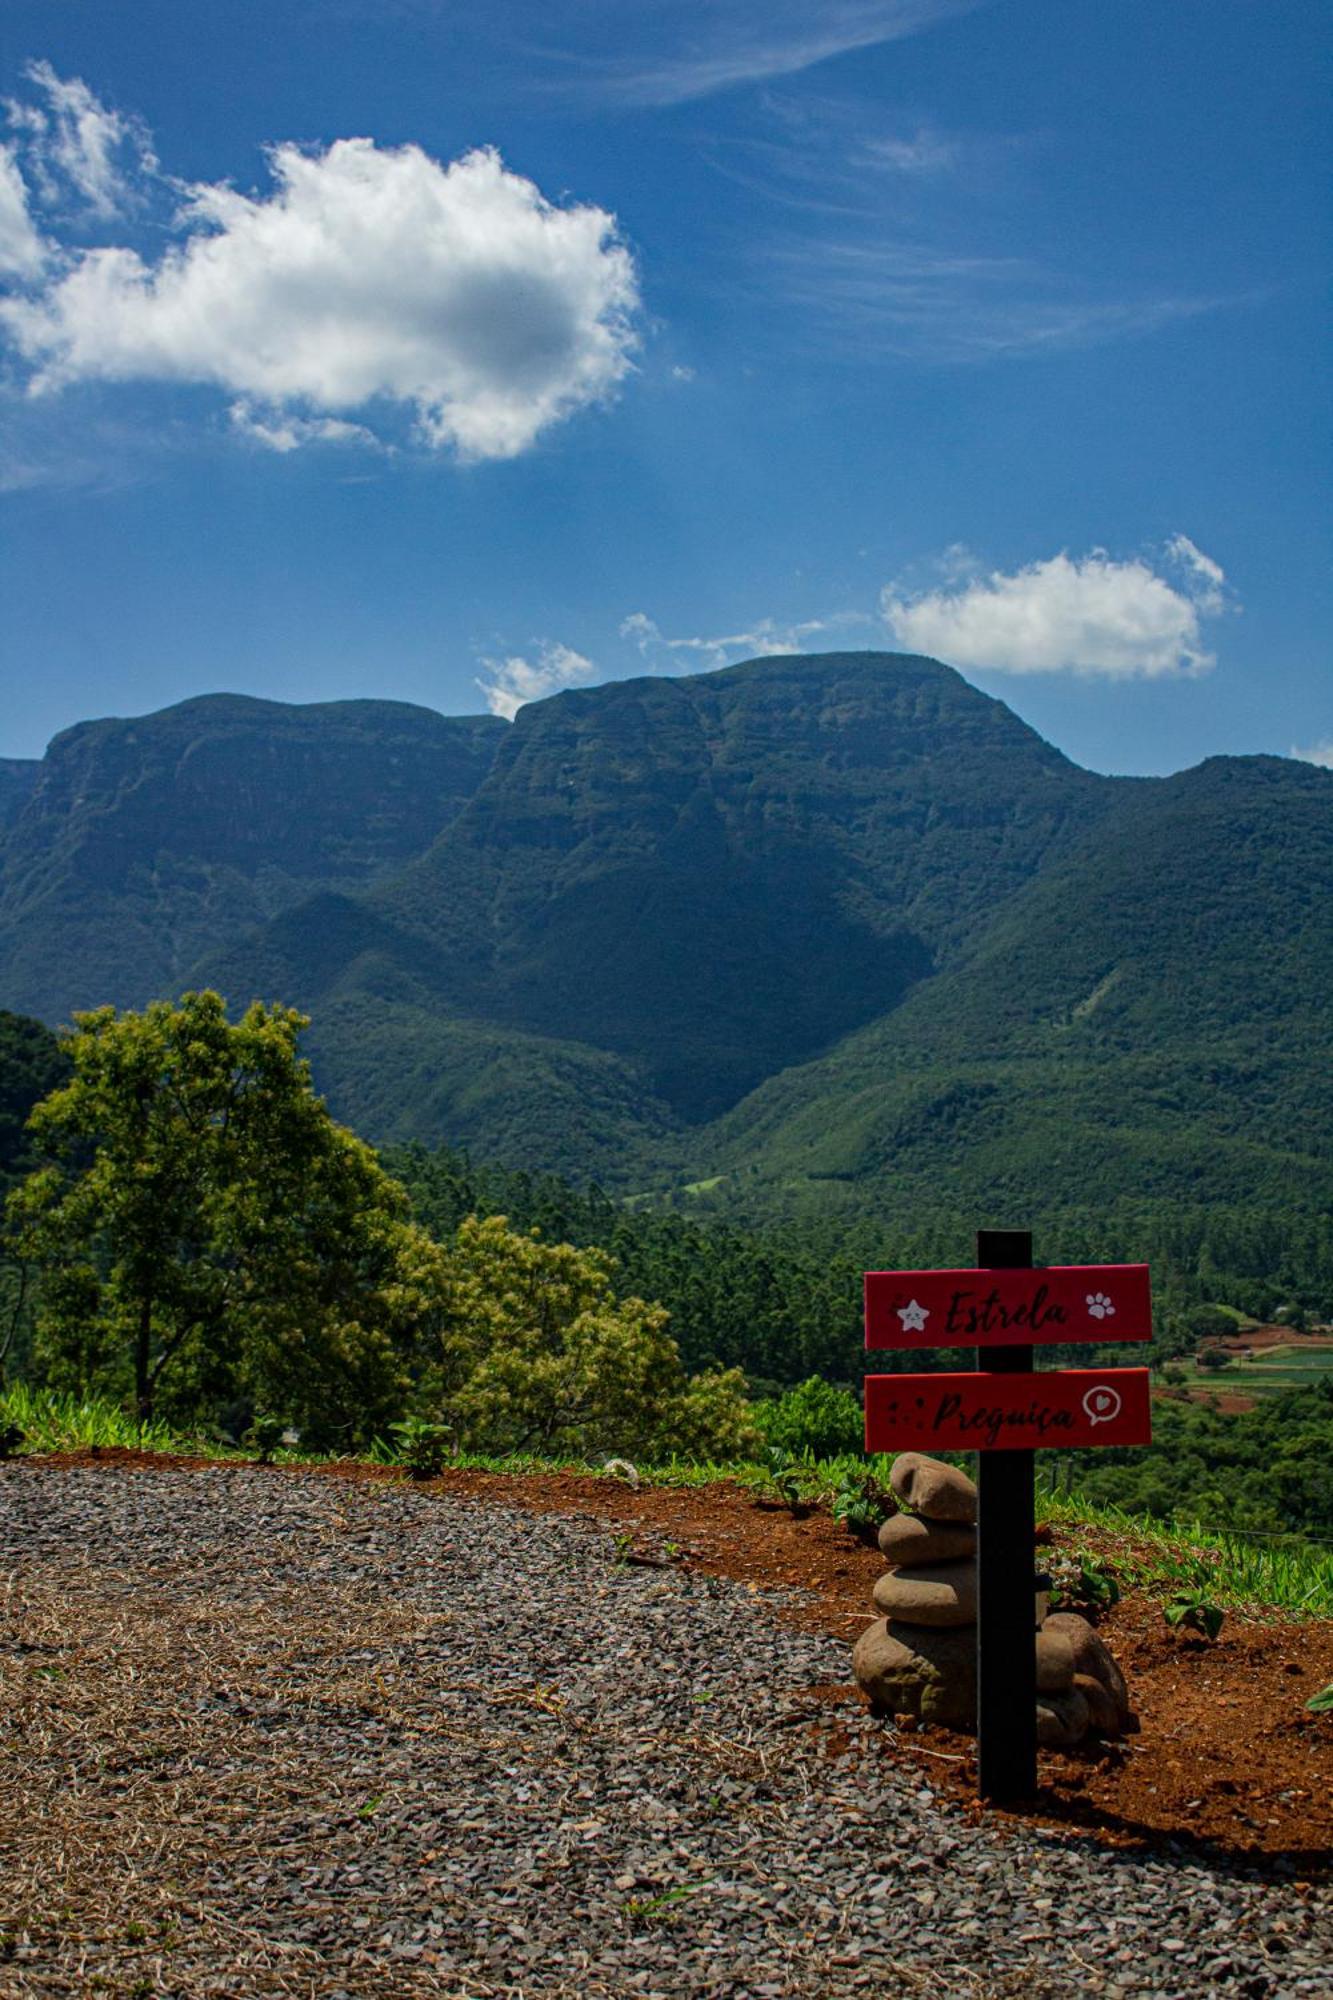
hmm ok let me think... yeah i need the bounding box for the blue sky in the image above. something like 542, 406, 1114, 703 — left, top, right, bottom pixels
1, 0, 1328, 774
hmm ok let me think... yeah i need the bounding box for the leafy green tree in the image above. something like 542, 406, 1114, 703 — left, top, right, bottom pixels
5, 993, 447, 1443
421, 1214, 755, 1461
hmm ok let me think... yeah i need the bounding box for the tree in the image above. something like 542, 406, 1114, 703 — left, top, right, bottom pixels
421, 1214, 755, 1461
5, 993, 447, 1443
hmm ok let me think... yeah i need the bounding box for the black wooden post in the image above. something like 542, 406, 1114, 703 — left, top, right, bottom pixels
975, 1227, 1037, 1803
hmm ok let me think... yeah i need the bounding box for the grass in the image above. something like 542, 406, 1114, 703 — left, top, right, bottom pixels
0, 1383, 238, 1458
1034, 1481, 1333, 1619
4, 1387, 1330, 1619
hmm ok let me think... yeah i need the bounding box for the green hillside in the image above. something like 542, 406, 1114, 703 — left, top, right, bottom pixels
690, 752, 1333, 1218
0, 694, 504, 1024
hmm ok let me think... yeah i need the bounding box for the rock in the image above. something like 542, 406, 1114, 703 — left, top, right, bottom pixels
1036, 1686, 1091, 1748
1035, 1628, 1076, 1693
852, 1617, 976, 1728
872, 1560, 977, 1627
889, 1453, 977, 1524
877, 1513, 977, 1566
1073, 1671, 1126, 1735
1042, 1612, 1131, 1721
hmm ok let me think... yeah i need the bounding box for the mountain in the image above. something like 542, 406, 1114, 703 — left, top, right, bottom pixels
202, 654, 1112, 1153
696, 751, 1333, 1216
0, 695, 505, 1024
1, 654, 1329, 1216
0, 760, 37, 831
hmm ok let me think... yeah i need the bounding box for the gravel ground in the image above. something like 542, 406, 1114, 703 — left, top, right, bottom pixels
0, 1466, 1327, 2000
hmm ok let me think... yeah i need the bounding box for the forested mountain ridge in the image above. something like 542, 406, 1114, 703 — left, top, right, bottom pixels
1, 654, 1329, 1217
696, 750, 1333, 1217
0, 694, 505, 1022
200, 653, 1116, 1153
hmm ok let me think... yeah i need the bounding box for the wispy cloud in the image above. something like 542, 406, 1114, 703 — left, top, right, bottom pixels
1290, 739, 1333, 771
0, 144, 46, 278
760, 225, 1231, 363
882, 539, 1236, 678
621, 609, 870, 673
476, 641, 599, 720
708, 82, 1237, 362
6, 61, 157, 220
551, 1, 988, 107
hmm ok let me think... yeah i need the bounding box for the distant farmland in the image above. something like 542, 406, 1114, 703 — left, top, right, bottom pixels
1185, 1338, 1333, 1400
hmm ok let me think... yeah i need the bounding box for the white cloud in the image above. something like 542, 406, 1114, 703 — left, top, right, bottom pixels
228, 400, 380, 454
881, 541, 1233, 678
11, 61, 157, 218
1291, 739, 1333, 771
476, 641, 599, 720
1, 134, 640, 460
0, 144, 46, 278
621, 609, 867, 673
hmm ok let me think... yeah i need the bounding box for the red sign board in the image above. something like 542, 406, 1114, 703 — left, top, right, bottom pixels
865, 1263, 1151, 1350
864, 1366, 1152, 1453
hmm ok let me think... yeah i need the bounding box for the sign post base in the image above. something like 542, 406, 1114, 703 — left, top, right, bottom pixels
975, 1228, 1037, 1805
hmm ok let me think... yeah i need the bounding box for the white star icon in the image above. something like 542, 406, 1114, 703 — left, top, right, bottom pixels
897, 1298, 930, 1333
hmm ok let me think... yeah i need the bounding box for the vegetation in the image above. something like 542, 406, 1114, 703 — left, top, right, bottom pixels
6, 992, 433, 1444
3, 1381, 1329, 1619
1, 996, 751, 1465
1163, 1589, 1225, 1641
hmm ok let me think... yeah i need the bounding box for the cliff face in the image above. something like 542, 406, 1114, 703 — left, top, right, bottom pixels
0, 694, 505, 1021
0, 760, 38, 832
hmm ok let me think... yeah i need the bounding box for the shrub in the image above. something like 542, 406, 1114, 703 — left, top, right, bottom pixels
831, 1468, 893, 1543
755, 1377, 863, 1460
390, 1416, 451, 1480
1164, 1589, 1225, 1641
1048, 1551, 1121, 1620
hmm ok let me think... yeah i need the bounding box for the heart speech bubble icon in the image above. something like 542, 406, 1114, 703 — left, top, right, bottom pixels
1082, 1384, 1122, 1426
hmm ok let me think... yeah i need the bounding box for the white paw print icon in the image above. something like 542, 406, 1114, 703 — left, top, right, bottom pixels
1086, 1292, 1115, 1320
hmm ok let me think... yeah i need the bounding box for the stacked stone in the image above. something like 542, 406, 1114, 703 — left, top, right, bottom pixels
851, 1451, 1134, 1746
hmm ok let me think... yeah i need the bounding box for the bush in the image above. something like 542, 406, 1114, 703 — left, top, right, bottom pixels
755, 1377, 863, 1460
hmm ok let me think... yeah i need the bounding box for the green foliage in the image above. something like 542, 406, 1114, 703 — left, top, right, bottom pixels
830, 1468, 893, 1543
755, 1377, 864, 1461
0, 1011, 69, 1183
759, 1446, 810, 1517
390, 1415, 451, 1480
0, 1421, 23, 1459
1047, 1551, 1121, 1619
1052, 1379, 1333, 1538
420, 1214, 755, 1463
1163, 1590, 1225, 1641
1306, 1682, 1333, 1714
4, 993, 443, 1446
0, 1382, 216, 1457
